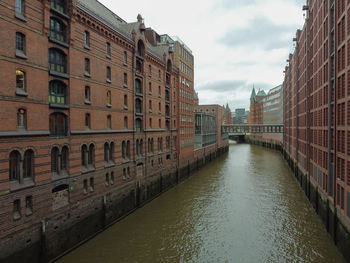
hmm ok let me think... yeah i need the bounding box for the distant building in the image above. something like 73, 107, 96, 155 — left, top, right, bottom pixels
223, 104, 233, 124
249, 87, 266, 125
235, 108, 246, 124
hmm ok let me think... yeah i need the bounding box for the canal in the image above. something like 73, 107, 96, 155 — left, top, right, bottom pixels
58, 143, 344, 263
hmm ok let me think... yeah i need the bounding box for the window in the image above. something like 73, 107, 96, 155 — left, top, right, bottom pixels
61, 146, 68, 171
16, 70, 25, 91
84, 58, 90, 76
13, 199, 21, 220
107, 91, 111, 105
158, 86, 161, 96
123, 51, 127, 65
137, 40, 144, 57
23, 149, 34, 178
85, 86, 90, 103
158, 70, 161, 80
124, 73, 128, 87
49, 113, 67, 136
15, 0, 24, 16
135, 99, 142, 114
124, 95, 128, 108
111, 172, 114, 185
50, 18, 65, 42
49, 48, 66, 73
109, 142, 114, 162
149, 100, 152, 112
51, 147, 59, 173
51, 0, 65, 13
158, 102, 161, 112
84, 31, 90, 48
127, 141, 130, 158
149, 82, 152, 94
83, 179, 88, 194
17, 108, 26, 129
148, 65, 152, 76
136, 118, 142, 133
122, 141, 126, 159
16, 32, 25, 54
123, 168, 126, 180
49, 80, 66, 104
166, 120, 169, 131
149, 118, 152, 128
90, 177, 94, 192
107, 115, 111, 129
25, 196, 33, 216
159, 119, 161, 128
81, 145, 87, 166
9, 151, 21, 181
88, 144, 94, 166
104, 143, 109, 162
106, 42, 111, 58
124, 116, 128, 129
135, 78, 142, 94
106, 66, 111, 82
85, 113, 90, 129
166, 105, 170, 117
105, 173, 109, 186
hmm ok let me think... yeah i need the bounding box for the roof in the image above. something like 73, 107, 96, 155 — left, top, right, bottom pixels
257, 90, 266, 96
250, 87, 256, 100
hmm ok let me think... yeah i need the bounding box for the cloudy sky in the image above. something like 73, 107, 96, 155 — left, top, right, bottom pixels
99, 0, 306, 110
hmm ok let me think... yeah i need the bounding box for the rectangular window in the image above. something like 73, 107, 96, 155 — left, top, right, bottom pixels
25, 196, 33, 215
16, 32, 25, 53
347, 192, 350, 218
106, 66, 111, 82
123, 51, 127, 65
124, 73, 128, 87
106, 42, 111, 58
84, 58, 90, 76
15, 0, 24, 15
84, 31, 90, 48
85, 86, 90, 102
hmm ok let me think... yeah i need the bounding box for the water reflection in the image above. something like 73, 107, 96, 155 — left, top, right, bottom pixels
58, 144, 344, 263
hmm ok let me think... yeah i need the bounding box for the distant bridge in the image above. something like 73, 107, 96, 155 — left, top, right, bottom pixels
222, 124, 284, 135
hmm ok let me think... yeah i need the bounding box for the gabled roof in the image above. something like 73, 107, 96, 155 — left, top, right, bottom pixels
257, 90, 266, 97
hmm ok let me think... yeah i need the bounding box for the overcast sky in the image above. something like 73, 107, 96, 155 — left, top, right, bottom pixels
99, 0, 306, 110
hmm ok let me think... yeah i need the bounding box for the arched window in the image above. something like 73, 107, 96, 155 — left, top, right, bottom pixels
17, 108, 26, 129
109, 142, 114, 162
151, 138, 154, 153
127, 140, 130, 158
88, 144, 94, 166
49, 113, 67, 136
9, 151, 21, 181
61, 146, 68, 171
135, 98, 142, 114
51, 0, 65, 13
81, 145, 87, 166
122, 141, 126, 159
140, 139, 143, 156
136, 139, 140, 156
50, 17, 66, 42
135, 78, 142, 94
49, 80, 66, 104
49, 48, 66, 73
104, 142, 109, 162
16, 70, 25, 91
136, 118, 142, 133
23, 149, 34, 178
51, 147, 59, 173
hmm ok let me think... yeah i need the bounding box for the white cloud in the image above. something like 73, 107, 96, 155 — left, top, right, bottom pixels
98, 0, 306, 109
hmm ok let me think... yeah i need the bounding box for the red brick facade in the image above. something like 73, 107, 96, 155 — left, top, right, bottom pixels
284, 0, 350, 233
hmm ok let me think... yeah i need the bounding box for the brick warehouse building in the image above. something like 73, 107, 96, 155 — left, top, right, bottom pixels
283, 0, 350, 258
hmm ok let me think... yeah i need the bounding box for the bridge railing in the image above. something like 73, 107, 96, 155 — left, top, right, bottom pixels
222, 124, 284, 134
